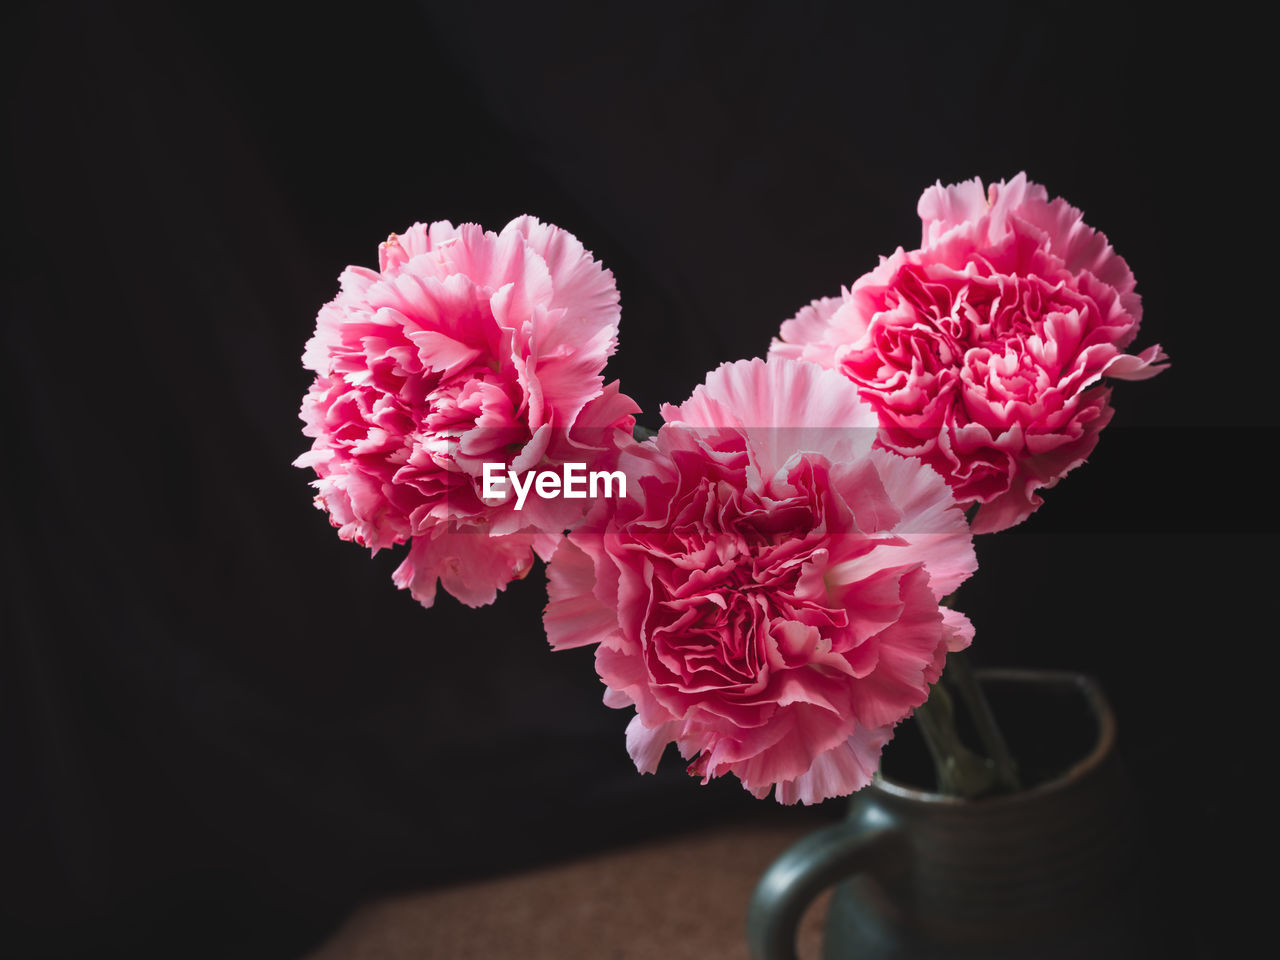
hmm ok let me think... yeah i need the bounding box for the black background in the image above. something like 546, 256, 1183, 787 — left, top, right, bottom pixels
5, 2, 1270, 957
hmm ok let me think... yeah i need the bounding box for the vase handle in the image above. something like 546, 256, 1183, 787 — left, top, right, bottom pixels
747, 819, 899, 960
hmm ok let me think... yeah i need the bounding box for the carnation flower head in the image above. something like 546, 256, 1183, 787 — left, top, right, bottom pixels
296, 216, 639, 608
771, 173, 1168, 533
543, 356, 977, 804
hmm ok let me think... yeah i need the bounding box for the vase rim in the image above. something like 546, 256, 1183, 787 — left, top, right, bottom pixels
870, 667, 1116, 807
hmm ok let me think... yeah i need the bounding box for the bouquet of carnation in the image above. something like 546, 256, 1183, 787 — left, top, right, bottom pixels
296, 174, 1166, 805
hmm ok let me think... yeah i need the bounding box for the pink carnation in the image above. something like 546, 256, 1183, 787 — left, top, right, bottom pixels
771, 173, 1168, 532
296, 216, 639, 608
543, 357, 977, 804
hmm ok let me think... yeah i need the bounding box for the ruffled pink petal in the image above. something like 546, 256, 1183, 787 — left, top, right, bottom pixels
917, 175, 992, 247
391, 526, 558, 609
544, 539, 622, 650
865, 447, 975, 598
717, 697, 855, 793
846, 566, 950, 728
626, 715, 684, 775
770, 295, 845, 369
773, 724, 894, 805
668, 356, 879, 479
1102, 343, 1169, 381
941, 607, 974, 652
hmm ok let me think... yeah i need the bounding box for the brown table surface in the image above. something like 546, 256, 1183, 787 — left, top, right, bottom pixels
304, 812, 834, 960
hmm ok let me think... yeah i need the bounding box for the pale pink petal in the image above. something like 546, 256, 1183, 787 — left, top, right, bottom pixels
543, 539, 621, 650
917, 175, 991, 247
770, 295, 845, 369
941, 607, 974, 652
1102, 343, 1169, 380
392, 527, 552, 610
774, 725, 893, 805
864, 447, 975, 598
669, 356, 879, 480
625, 715, 683, 775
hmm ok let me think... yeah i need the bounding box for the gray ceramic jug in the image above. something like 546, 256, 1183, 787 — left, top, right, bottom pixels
747, 669, 1140, 959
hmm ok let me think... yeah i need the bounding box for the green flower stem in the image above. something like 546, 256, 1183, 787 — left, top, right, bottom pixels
913, 682, 997, 798
921, 572, 1021, 796
945, 649, 1021, 792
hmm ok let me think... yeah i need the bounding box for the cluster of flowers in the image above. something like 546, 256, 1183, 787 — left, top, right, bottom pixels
297, 175, 1166, 804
